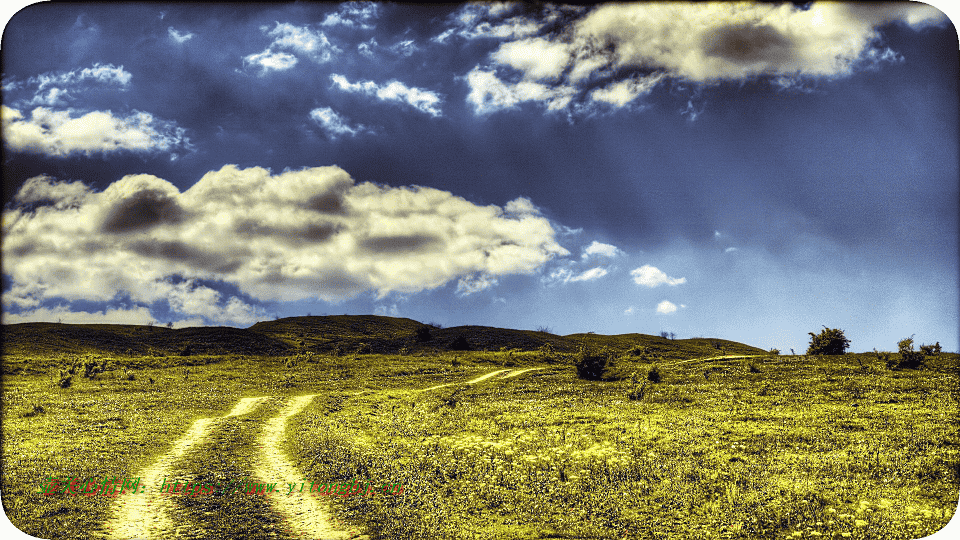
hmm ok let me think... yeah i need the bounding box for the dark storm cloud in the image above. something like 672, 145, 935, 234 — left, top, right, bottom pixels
305, 190, 348, 214
703, 24, 794, 66
101, 189, 185, 233
127, 240, 241, 274
234, 220, 342, 244
361, 234, 442, 254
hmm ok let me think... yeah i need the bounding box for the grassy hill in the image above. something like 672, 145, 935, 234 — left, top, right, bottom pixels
1, 322, 292, 358
2, 315, 766, 362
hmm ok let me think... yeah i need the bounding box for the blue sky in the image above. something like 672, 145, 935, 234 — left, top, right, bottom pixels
1, 2, 958, 353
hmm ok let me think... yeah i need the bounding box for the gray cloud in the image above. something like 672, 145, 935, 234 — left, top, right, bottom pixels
3, 165, 569, 318
101, 189, 185, 233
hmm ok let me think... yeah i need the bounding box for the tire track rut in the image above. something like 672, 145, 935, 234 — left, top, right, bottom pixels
103, 368, 543, 539
105, 396, 269, 539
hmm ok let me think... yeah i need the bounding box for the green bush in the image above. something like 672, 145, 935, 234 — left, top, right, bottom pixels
647, 365, 662, 383
806, 326, 850, 355
414, 327, 432, 342
919, 342, 942, 356
575, 346, 624, 381
449, 335, 471, 351
893, 337, 925, 370
874, 349, 894, 369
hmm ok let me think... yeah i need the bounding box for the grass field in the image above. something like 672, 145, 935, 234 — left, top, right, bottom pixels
1, 321, 957, 539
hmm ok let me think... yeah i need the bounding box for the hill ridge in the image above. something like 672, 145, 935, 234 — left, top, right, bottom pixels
2, 315, 766, 359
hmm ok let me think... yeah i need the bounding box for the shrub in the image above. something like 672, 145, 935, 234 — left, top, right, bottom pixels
22, 404, 45, 418
537, 342, 555, 362
83, 359, 103, 379
919, 342, 942, 356
575, 346, 624, 381
748, 362, 760, 373
806, 326, 850, 355
874, 348, 894, 369
769, 348, 780, 356
626, 344, 647, 357
628, 381, 647, 401
415, 327, 433, 342
647, 365, 662, 383
660, 331, 676, 340
449, 335, 471, 351
57, 372, 72, 388
535, 325, 554, 334
894, 336, 925, 370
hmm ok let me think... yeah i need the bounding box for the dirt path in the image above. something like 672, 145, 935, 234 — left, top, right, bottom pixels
252, 395, 364, 540
420, 367, 543, 391
103, 368, 542, 539
104, 396, 268, 539
662, 354, 763, 368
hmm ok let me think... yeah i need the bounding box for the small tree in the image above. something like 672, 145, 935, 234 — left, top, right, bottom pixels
895, 336, 925, 369
449, 335, 470, 351
575, 346, 624, 381
806, 326, 850, 355
415, 326, 433, 342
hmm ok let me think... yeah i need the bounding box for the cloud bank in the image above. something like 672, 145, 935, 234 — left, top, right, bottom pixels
2, 165, 568, 324
463, 2, 948, 114
1, 106, 189, 157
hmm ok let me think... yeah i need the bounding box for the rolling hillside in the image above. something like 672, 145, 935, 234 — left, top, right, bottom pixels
2, 315, 766, 360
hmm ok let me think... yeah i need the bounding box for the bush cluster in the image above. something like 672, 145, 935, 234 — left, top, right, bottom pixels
575, 346, 628, 381
807, 326, 850, 355
892, 337, 925, 370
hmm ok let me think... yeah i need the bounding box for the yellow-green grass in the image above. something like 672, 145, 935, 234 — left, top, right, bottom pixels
0, 353, 465, 539
2, 351, 957, 539
288, 354, 959, 539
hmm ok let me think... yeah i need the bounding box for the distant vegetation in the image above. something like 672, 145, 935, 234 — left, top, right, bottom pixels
1, 316, 766, 374
806, 326, 851, 355
1, 317, 956, 539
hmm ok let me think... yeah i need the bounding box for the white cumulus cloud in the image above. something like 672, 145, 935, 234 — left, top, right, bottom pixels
631, 265, 686, 287
582, 240, 622, 258
656, 300, 678, 314
465, 67, 575, 114
309, 107, 365, 138
456, 273, 499, 296
2, 166, 568, 323
330, 74, 442, 117
2, 106, 189, 157
243, 22, 339, 75
458, 2, 947, 115
168, 27, 194, 43
570, 267, 608, 282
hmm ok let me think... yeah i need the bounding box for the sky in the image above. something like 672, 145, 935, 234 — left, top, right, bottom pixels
1, 1, 958, 354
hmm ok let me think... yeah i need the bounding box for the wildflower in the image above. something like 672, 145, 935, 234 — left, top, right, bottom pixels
855, 520, 867, 527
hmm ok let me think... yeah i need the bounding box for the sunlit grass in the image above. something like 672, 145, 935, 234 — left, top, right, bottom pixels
3, 350, 957, 539
291, 354, 959, 539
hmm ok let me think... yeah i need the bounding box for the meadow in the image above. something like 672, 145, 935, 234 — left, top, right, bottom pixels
1, 320, 957, 539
